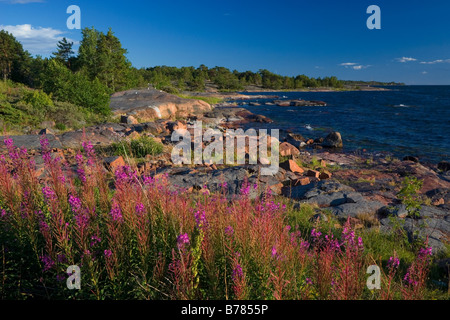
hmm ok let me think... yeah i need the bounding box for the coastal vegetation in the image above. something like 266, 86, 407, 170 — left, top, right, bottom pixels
0, 138, 445, 300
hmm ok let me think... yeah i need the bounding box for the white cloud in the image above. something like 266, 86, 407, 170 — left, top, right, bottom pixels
422, 71, 428, 74
0, 24, 77, 55
0, 0, 44, 3
396, 57, 417, 63
420, 59, 450, 65
339, 63, 370, 70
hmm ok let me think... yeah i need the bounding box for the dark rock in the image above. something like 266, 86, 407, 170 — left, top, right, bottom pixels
314, 137, 324, 144
379, 216, 449, 254
319, 170, 332, 180
322, 132, 343, 148
310, 213, 329, 223
380, 204, 409, 218
155, 166, 260, 199
165, 121, 187, 133
121, 115, 139, 125
0, 135, 62, 151
403, 156, 419, 163
438, 161, 450, 172
306, 170, 320, 179
274, 100, 327, 107
287, 180, 383, 219
39, 128, 55, 135
287, 133, 305, 142
331, 201, 384, 221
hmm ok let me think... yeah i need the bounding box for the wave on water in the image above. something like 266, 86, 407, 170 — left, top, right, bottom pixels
392, 104, 415, 108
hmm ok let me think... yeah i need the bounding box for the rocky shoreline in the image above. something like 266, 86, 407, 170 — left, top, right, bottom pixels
1, 89, 449, 254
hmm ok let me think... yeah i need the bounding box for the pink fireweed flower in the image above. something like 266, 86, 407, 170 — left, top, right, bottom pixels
357, 237, 364, 249
57, 254, 67, 264
240, 184, 251, 196
40, 136, 52, 163
300, 240, 310, 250
419, 247, 433, 257
4, 138, 20, 162
104, 249, 113, 258
306, 278, 313, 285
143, 175, 155, 186
74, 212, 89, 229
3, 138, 14, 149
341, 225, 356, 245
75, 154, 86, 183
387, 256, 400, 269
115, 166, 137, 185
311, 228, 322, 239
135, 203, 145, 216
40, 255, 55, 272
109, 202, 123, 223
68, 195, 83, 214
82, 141, 96, 166
271, 246, 278, 259
194, 210, 207, 228
177, 233, 190, 250
42, 186, 57, 202
90, 235, 102, 247
75, 154, 84, 163
225, 226, 234, 237
232, 264, 244, 282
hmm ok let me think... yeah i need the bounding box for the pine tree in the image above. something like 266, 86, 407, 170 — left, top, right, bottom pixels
52, 37, 74, 67
0, 30, 25, 81
96, 28, 131, 92
77, 27, 101, 77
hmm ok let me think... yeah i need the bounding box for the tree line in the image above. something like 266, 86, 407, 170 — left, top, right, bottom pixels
0, 27, 136, 116
139, 66, 344, 93
1, 26, 364, 119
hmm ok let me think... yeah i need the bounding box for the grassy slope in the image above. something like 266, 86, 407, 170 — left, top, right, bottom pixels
0, 80, 112, 135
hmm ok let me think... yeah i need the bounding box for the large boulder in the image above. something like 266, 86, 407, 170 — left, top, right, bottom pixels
154, 166, 260, 199
279, 142, 300, 157
322, 132, 343, 148
380, 216, 450, 254
284, 180, 384, 220
110, 89, 212, 121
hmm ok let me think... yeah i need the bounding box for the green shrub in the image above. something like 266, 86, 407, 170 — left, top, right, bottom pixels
161, 86, 180, 94
397, 176, 423, 219
55, 123, 67, 131
112, 135, 164, 158
22, 90, 53, 109
42, 60, 111, 116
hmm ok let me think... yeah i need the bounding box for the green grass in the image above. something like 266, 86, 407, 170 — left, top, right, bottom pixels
175, 93, 224, 105
108, 135, 164, 159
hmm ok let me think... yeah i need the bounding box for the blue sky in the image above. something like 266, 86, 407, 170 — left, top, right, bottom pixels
1, 0, 450, 84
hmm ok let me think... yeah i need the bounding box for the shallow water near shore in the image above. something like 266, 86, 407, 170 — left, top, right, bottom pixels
238, 86, 450, 163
